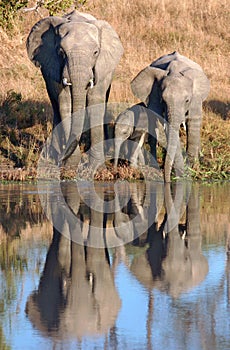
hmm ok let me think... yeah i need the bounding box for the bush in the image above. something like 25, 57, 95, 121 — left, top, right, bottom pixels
0, 0, 28, 30
0, 0, 87, 30
42, 0, 86, 16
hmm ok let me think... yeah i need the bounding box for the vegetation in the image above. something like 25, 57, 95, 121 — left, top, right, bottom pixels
0, 0, 229, 181
0, 0, 28, 30
0, 0, 87, 30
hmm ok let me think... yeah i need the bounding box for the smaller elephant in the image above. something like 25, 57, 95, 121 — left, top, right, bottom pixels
130, 182, 209, 298
114, 103, 161, 167
131, 51, 210, 182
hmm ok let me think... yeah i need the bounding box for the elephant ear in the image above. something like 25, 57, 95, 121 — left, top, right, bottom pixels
26, 16, 66, 83
182, 68, 210, 101
131, 66, 166, 103
94, 20, 124, 84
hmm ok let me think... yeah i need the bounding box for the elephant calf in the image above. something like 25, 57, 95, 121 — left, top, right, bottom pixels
131, 51, 210, 182
114, 103, 161, 167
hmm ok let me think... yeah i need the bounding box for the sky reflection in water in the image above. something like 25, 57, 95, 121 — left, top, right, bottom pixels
0, 181, 229, 350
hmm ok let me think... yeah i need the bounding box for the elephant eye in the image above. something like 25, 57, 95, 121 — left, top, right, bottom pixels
59, 48, 66, 58
185, 98, 190, 103
93, 49, 99, 57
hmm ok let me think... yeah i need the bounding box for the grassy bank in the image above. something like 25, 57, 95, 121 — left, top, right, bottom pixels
0, 0, 229, 181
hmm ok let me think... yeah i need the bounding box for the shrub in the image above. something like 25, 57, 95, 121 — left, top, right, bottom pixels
0, 0, 87, 30
0, 0, 28, 30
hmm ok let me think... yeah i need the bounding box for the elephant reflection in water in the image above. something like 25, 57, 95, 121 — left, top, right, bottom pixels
26, 229, 121, 339
27, 180, 208, 341
130, 183, 209, 298
109, 180, 164, 270
26, 182, 122, 341
26, 180, 156, 340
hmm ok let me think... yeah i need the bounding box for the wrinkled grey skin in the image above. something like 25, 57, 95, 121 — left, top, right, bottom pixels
114, 103, 160, 168
131, 51, 210, 182
27, 10, 123, 167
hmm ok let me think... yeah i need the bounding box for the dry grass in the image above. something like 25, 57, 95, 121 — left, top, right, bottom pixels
0, 0, 229, 181
90, 0, 230, 103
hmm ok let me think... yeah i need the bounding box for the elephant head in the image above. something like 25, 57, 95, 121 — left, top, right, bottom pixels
27, 10, 123, 165
131, 52, 210, 182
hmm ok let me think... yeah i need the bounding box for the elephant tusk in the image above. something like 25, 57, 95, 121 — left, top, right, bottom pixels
181, 230, 186, 239
62, 77, 72, 86
164, 122, 168, 134
89, 78, 94, 89
181, 121, 186, 131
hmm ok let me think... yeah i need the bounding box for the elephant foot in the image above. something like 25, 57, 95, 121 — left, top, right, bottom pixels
89, 158, 107, 173
164, 175, 171, 183
172, 166, 184, 180
58, 138, 78, 165
64, 147, 82, 168
130, 160, 138, 167
149, 159, 159, 169
88, 147, 106, 171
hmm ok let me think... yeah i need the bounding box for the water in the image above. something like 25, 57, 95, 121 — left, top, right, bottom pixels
0, 181, 229, 350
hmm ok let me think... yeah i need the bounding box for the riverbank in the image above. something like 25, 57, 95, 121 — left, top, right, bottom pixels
0, 0, 229, 181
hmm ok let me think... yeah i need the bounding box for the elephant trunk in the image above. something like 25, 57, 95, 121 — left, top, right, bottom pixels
61, 56, 93, 162
71, 72, 87, 136
164, 125, 178, 182
164, 108, 183, 182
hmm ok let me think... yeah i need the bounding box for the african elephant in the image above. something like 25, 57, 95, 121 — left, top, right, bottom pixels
114, 103, 161, 168
131, 51, 210, 182
130, 182, 209, 298
27, 10, 123, 167
26, 182, 121, 341
27, 180, 159, 341
25, 229, 121, 340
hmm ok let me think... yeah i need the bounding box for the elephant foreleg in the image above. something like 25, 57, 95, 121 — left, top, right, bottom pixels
148, 114, 158, 167
130, 132, 146, 166
58, 88, 83, 167
87, 83, 109, 169
186, 103, 202, 166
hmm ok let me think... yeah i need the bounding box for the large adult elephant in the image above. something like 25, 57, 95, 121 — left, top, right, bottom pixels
131, 51, 210, 182
26, 230, 121, 340
27, 10, 123, 167
26, 182, 121, 341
